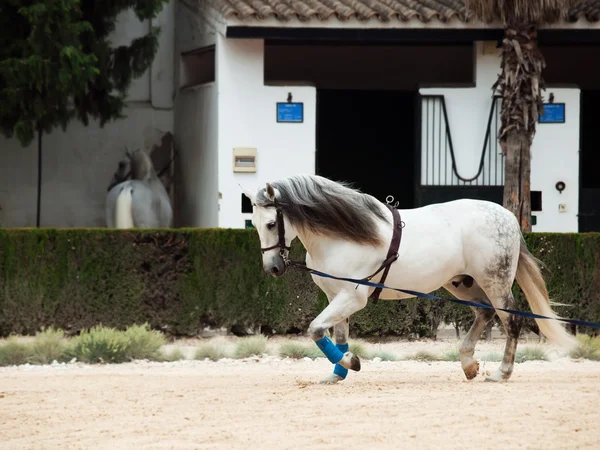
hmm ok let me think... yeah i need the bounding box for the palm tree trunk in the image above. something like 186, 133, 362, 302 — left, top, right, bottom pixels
495, 23, 545, 233
503, 133, 532, 231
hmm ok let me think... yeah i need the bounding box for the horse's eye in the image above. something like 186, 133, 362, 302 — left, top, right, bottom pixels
267, 222, 276, 230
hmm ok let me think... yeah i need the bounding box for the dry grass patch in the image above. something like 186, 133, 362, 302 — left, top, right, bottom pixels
515, 346, 548, 363
278, 341, 316, 359
161, 347, 186, 362
569, 335, 600, 361
404, 351, 441, 362
234, 335, 269, 359
441, 349, 461, 362
370, 350, 399, 361
0, 337, 33, 366
30, 327, 69, 364
195, 343, 227, 361
480, 352, 504, 362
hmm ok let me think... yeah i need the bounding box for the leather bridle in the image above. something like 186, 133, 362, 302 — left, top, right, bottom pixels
260, 205, 291, 261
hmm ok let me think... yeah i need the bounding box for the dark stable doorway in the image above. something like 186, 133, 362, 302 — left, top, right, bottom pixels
316, 89, 416, 208
579, 90, 600, 232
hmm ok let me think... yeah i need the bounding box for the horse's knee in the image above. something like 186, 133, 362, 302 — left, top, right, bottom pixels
308, 321, 327, 341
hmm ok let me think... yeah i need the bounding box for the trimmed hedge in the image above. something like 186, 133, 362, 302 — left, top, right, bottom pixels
0, 229, 599, 338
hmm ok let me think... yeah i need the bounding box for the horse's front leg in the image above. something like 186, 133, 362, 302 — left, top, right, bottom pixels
308, 289, 368, 380
319, 318, 350, 384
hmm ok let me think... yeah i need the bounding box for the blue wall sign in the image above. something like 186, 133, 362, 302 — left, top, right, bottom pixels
277, 102, 304, 123
539, 103, 565, 124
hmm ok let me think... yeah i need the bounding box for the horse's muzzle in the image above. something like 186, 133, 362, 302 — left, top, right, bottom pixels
265, 255, 286, 277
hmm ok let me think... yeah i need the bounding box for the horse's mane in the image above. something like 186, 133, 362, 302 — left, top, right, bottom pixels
255, 174, 389, 247
129, 149, 156, 182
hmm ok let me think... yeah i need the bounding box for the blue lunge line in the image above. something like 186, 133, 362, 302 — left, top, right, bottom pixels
301, 267, 600, 330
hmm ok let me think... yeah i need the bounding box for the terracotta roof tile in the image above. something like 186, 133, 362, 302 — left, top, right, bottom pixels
567, 0, 600, 22
202, 0, 600, 24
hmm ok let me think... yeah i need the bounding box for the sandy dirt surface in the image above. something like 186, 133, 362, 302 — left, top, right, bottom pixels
1, 339, 599, 450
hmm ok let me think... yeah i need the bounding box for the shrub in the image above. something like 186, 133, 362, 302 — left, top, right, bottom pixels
122, 323, 166, 361
515, 347, 548, 363
68, 325, 130, 364
234, 335, 269, 359
30, 327, 69, 364
0, 338, 33, 366
480, 352, 504, 362
569, 335, 600, 361
194, 343, 227, 361
161, 347, 186, 362
278, 341, 314, 359
0, 230, 598, 339
441, 349, 461, 362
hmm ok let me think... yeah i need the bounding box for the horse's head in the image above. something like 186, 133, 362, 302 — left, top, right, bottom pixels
241, 183, 297, 277
107, 151, 132, 191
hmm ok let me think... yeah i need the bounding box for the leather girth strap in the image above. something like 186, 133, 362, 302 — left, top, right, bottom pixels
368, 204, 403, 304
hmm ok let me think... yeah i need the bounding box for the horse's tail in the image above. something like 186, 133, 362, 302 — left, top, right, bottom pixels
115, 186, 134, 228
515, 239, 578, 351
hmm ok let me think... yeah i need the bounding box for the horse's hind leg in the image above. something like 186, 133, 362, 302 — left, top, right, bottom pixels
444, 279, 496, 380
479, 285, 523, 382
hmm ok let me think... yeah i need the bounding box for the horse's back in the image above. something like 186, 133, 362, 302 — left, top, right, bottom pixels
400, 197, 521, 266
408, 198, 517, 230
416, 198, 522, 277
106, 179, 172, 228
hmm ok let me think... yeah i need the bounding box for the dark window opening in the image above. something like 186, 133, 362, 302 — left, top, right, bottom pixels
579, 89, 600, 232
241, 194, 252, 213
531, 191, 542, 211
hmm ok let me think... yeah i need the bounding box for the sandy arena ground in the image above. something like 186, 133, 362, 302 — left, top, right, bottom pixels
1, 338, 599, 450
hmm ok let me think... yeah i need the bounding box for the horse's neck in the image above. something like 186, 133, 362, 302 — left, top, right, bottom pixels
295, 219, 391, 274
296, 231, 347, 263
131, 154, 157, 182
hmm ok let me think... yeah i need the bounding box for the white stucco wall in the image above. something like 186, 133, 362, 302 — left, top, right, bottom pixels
420, 42, 580, 232
174, 84, 219, 227
216, 36, 317, 228
530, 88, 580, 232
0, 4, 175, 228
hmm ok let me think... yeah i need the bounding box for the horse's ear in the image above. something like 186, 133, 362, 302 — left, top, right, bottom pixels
239, 184, 256, 203
265, 183, 275, 202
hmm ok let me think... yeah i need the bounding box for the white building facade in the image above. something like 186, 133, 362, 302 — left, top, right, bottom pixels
1, 0, 600, 233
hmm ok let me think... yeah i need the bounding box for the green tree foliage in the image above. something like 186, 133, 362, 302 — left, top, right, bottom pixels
0, 0, 168, 146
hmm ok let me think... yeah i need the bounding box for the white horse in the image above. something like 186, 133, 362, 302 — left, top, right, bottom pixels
242, 174, 577, 384
105, 149, 173, 228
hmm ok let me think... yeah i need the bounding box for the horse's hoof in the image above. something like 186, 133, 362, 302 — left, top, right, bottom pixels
484, 370, 511, 383
338, 352, 361, 372
347, 352, 361, 371
319, 374, 343, 384
463, 361, 479, 380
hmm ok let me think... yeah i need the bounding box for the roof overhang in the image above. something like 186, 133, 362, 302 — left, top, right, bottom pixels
180, 0, 600, 44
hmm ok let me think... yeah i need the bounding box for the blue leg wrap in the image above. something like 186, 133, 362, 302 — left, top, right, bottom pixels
315, 336, 344, 364
333, 343, 349, 379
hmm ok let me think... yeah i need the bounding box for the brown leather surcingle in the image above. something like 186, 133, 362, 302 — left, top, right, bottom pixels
368, 204, 403, 304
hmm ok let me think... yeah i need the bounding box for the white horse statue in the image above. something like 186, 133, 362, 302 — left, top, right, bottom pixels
105, 148, 173, 228
242, 174, 577, 384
